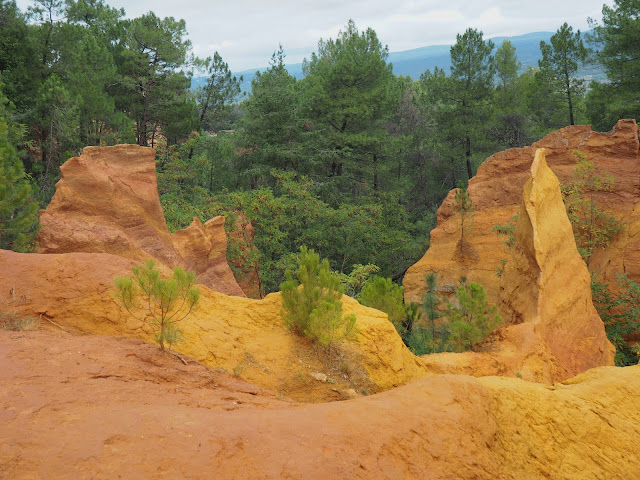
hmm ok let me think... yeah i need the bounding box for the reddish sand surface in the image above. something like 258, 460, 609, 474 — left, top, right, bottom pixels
3, 329, 639, 480
0, 330, 499, 479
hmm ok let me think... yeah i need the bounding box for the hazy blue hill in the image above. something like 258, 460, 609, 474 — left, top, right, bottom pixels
192, 31, 603, 93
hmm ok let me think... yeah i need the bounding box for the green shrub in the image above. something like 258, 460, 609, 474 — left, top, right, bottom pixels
403, 302, 421, 339
335, 263, 379, 297
591, 273, 640, 366
404, 274, 450, 355
445, 280, 502, 352
492, 212, 519, 277
113, 260, 200, 351
359, 275, 405, 332
422, 272, 443, 351
280, 247, 356, 354
0, 113, 39, 252
561, 150, 621, 266
403, 302, 431, 355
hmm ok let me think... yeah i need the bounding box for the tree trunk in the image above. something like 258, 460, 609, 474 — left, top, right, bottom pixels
466, 136, 473, 180
565, 70, 574, 125
373, 154, 378, 191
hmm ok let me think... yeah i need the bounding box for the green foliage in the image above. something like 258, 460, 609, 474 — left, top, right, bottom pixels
403, 273, 450, 355
493, 212, 519, 250
561, 150, 621, 265
194, 52, 243, 132
335, 263, 379, 297
0, 82, 38, 252
490, 41, 530, 149
591, 273, 640, 366
445, 280, 503, 352
493, 212, 519, 277
117, 12, 193, 146
587, 0, 640, 126
403, 302, 431, 355
358, 275, 406, 332
538, 23, 587, 126
0, 1, 39, 112
201, 170, 424, 296
280, 247, 356, 353
422, 272, 446, 352
585, 81, 626, 132
300, 20, 395, 201
237, 45, 302, 187
113, 260, 200, 351
448, 28, 495, 180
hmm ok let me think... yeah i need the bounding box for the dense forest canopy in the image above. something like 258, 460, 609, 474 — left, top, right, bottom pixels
1, 0, 639, 295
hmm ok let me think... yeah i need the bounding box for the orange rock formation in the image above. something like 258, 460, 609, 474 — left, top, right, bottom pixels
0, 143, 616, 395
0, 248, 425, 401
404, 119, 640, 305
2, 329, 638, 480
416, 149, 615, 382
498, 149, 615, 379
37, 145, 245, 296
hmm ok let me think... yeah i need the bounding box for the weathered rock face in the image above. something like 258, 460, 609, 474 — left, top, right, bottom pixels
0, 249, 427, 401
37, 145, 245, 296
499, 149, 615, 380
404, 119, 640, 305
2, 329, 639, 480
171, 216, 245, 296
409, 149, 615, 383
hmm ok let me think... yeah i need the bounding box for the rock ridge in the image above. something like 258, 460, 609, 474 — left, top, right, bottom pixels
37, 145, 245, 296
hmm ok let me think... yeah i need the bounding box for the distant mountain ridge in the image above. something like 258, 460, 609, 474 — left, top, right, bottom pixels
192, 31, 602, 93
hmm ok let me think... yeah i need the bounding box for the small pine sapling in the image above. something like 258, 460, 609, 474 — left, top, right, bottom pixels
404, 302, 434, 355
453, 181, 474, 255
358, 275, 406, 334
113, 260, 200, 351
445, 279, 502, 352
423, 272, 445, 353
492, 212, 519, 277
403, 302, 422, 340
280, 246, 356, 359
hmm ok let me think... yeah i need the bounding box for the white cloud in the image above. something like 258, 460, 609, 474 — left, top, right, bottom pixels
477, 7, 504, 26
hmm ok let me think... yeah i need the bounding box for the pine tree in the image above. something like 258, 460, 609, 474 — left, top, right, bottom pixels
238, 45, 301, 187
445, 280, 502, 352
587, 0, 640, 127
538, 23, 587, 126
491, 40, 529, 149
116, 12, 192, 146
449, 28, 495, 180
300, 20, 395, 200
113, 260, 200, 351
0, 81, 38, 252
194, 52, 242, 132
422, 272, 443, 352
280, 246, 356, 355
359, 275, 405, 332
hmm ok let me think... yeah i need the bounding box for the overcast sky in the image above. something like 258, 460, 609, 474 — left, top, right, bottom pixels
15, 0, 615, 72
